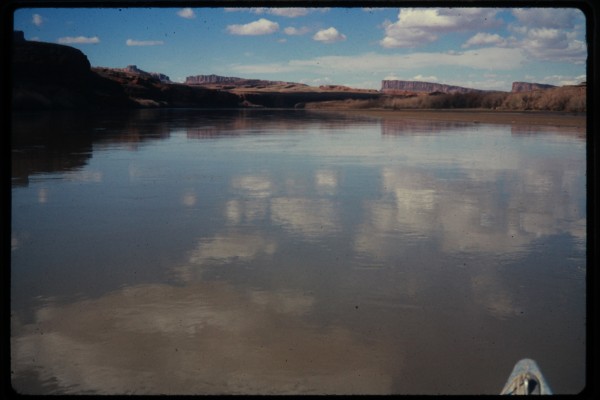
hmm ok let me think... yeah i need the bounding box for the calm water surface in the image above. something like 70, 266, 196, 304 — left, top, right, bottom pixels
11, 109, 586, 394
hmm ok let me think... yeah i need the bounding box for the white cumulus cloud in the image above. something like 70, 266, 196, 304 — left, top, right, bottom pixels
231, 47, 527, 78
284, 26, 311, 36
397, 8, 501, 31
177, 8, 196, 19
506, 8, 586, 64
126, 39, 165, 46
380, 8, 501, 48
512, 8, 583, 29
227, 18, 279, 35
57, 36, 100, 44
313, 27, 346, 43
32, 14, 44, 27
380, 25, 437, 48
510, 27, 587, 63
452, 8, 586, 64
462, 32, 507, 48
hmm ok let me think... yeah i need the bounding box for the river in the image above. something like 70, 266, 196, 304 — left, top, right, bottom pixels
10, 109, 586, 394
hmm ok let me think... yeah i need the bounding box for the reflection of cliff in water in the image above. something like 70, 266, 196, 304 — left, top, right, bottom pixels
11, 110, 171, 186
182, 109, 380, 139
13, 109, 378, 185
13, 109, 585, 186
12, 112, 94, 186
380, 119, 473, 136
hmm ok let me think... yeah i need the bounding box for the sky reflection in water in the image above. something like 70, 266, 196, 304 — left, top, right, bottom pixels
11, 110, 586, 394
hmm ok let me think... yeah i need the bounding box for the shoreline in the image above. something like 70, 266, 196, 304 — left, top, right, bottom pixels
306, 108, 587, 128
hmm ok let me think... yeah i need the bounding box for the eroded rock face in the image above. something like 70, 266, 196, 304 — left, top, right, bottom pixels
511, 82, 557, 93
381, 80, 480, 94
184, 74, 303, 88
119, 65, 172, 83
11, 33, 241, 109
12, 38, 92, 84
12, 32, 134, 110
185, 74, 244, 84
92, 68, 242, 108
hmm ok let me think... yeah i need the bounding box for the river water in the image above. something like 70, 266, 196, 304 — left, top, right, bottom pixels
10, 109, 586, 394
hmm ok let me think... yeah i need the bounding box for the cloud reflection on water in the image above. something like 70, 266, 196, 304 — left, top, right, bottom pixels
315, 169, 338, 194
271, 198, 338, 238
173, 231, 277, 283
12, 280, 394, 395
11, 110, 586, 394
354, 150, 584, 258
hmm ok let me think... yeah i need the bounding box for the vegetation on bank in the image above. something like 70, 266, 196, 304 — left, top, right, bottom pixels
305, 85, 586, 113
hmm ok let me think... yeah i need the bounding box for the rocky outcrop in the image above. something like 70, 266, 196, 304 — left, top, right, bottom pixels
318, 85, 377, 92
185, 74, 305, 88
511, 82, 557, 93
118, 65, 172, 83
17, 30, 579, 112
92, 67, 241, 108
185, 74, 244, 85
11, 32, 239, 110
13, 37, 93, 84
12, 32, 134, 109
381, 80, 481, 94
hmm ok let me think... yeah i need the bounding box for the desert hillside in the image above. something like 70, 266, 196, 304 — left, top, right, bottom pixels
11, 32, 585, 113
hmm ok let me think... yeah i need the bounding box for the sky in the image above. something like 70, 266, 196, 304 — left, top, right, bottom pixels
12, 6, 587, 91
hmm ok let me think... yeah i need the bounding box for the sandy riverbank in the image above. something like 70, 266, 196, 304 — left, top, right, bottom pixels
308, 109, 587, 129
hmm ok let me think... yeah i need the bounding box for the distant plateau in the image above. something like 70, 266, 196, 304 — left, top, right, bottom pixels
11, 32, 586, 113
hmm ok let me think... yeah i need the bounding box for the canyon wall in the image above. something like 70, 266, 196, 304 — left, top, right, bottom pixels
119, 65, 172, 83
185, 74, 304, 87
381, 80, 481, 94
12, 32, 134, 109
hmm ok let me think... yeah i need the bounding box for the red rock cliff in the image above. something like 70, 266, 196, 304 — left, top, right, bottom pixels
381, 80, 481, 94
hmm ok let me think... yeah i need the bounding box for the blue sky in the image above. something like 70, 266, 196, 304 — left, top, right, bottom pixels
13, 6, 587, 90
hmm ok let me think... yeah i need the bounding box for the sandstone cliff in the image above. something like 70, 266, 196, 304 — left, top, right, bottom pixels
13, 37, 93, 84
12, 32, 240, 110
92, 68, 241, 108
511, 82, 557, 93
12, 31, 582, 112
185, 74, 306, 88
118, 65, 172, 83
381, 80, 481, 94
186, 74, 244, 84
12, 33, 134, 109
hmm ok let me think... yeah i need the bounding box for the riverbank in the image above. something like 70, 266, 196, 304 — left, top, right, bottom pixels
308, 109, 587, 129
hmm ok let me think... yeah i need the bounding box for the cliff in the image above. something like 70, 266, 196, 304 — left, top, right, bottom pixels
185, 74, 306, 88
511, 82, 557, 93
12, 33, 135, 109
12, 31, 582, 112
186, 74, 245, 85
381, 80, 482, 94
92, 67, 241, 108
12, 38, 92, 83
117, 65, 172, 83
11, 33, 240, 110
